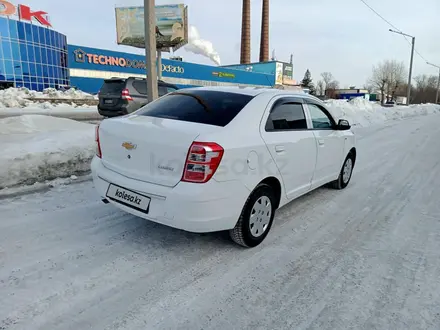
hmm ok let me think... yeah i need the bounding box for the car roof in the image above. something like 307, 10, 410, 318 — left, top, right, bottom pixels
176, 86, 323, 102
103, 77, 178, 88
104, 77, 126, 82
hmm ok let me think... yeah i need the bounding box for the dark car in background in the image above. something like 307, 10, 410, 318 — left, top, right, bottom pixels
97, 77, 179, 117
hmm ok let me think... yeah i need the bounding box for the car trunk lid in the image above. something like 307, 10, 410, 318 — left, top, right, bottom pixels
99, 79, 127, 109
98, 115, 220, 187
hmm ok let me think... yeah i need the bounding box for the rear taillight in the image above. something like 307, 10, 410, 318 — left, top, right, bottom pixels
95, 124, 102, 158
182, 142, 224, 183
121, 88, 133, 101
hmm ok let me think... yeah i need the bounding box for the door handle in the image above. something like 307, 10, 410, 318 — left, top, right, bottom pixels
275, 145, 285, 153
318, 139, 325, 146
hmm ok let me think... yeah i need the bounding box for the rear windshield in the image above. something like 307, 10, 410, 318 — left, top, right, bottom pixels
100, 80, 125, 94
135, 90, 254, 127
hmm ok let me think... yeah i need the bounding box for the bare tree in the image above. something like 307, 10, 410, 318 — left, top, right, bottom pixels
412, 74, 439, 103
427, 75, 438, 89
324, 80, 340, 99
320, 72, 340, 97
321, 72, 333, 89
387, 61, 406, 101
363, 84, 374, 93
368, 60, 407, 104
316, 80, 325, 96
327, 80, 340, 90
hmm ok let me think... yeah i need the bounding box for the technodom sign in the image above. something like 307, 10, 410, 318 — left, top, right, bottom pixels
115, 4, 188, 52
73, 48, 185, 73
0, 0, 51, 27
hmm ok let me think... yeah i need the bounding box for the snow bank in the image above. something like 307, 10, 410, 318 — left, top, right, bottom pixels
325, 98, 440, 127
0, 115, 95, 189
0, 87, 96, 109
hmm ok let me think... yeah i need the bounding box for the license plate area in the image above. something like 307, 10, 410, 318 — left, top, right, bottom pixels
104, 99, 113, 104
106, 184, 151, 213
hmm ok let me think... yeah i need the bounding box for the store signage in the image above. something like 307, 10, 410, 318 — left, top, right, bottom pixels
73, 49, 184, 74
212, 71, 235, 79
0, 0, 51, 27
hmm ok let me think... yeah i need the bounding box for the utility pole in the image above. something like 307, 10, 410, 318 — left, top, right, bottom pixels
408, 36, 415, 106
389, 29, 415, 106
157, 51, 162, 80
427, 62, 440, 104
144, 0, 158, 101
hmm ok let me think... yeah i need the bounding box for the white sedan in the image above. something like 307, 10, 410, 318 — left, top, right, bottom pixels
91, 86, 356, 247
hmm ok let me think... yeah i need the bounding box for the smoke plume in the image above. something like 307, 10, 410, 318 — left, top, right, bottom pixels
184, 26, 221, 66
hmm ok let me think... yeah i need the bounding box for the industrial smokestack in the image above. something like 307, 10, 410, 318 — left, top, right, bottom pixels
259, 0, 269, 62
240, 0, 251, 64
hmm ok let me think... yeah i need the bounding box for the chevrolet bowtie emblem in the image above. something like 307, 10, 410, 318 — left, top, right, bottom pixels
122, 142, 137, 150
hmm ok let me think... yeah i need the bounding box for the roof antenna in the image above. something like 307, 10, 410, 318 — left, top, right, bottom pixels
271, 49, 276, 61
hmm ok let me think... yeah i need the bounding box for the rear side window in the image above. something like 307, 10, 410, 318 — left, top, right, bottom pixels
158, 86, 177, 96
100, 80, 125, 93
158, 86, 169, 96
307, 103, 334, 129
132, 81, 147, 95
266, 102, 307, 131
136, 90, 254, 127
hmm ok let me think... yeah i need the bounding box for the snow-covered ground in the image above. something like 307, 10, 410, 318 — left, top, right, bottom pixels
1, 114, 440, 329
0, 99, 439, 192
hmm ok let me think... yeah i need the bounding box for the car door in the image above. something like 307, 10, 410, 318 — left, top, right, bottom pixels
261, 97, 318, 200
304, 100, 345, 187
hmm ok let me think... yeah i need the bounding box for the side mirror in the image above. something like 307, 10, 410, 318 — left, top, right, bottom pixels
337, 119, 351, 130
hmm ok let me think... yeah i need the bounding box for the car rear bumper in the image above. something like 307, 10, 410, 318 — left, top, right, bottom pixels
91, 157, 250, 233
97, 104, 129, 117
97, 108, 127, 117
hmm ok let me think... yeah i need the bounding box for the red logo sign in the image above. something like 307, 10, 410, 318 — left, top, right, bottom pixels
0, 0, 51, 27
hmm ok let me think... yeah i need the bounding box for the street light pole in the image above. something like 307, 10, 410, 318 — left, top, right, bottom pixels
389, 29, 415, 106
144, 0, 158, 102
427, 62, 440, 104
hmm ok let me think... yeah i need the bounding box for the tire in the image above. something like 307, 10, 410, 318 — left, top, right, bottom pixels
229, 183, 277, 248
331, 153, 355, 190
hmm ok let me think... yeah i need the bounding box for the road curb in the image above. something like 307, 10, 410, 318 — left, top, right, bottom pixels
0, 174, 93, 200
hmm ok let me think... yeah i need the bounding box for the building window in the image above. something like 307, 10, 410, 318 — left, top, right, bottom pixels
35, 46, 42, 63
44, 29, 51, 46
4, 60, 14, 78
27, 45, 35, 62
2, 40, 12, 60
17, 22, 26, 40
32, 25, 40, 44
20, 43, 28, 62
8, 20, 18, 40
0, 18, 9, 39
11, 41, 20, 61
24, 23, 33, 42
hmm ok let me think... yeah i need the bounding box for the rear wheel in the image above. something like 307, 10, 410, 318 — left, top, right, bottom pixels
331, 153, 354, 190
229, 183, 276, 248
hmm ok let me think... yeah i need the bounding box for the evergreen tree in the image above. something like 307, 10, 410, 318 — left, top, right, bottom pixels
301, 69, 316, 95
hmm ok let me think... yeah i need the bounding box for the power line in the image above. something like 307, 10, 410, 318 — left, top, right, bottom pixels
358, 0, 400, 31
358, 0, 428, 62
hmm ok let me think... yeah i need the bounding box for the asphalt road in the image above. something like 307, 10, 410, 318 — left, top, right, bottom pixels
1, 114, 440, 330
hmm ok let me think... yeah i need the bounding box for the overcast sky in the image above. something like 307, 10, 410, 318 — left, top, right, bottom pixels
23, 0, 439, 87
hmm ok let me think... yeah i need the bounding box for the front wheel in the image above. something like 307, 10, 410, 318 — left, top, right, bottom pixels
229, 183, 276, 248
331, 153, 354, 190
